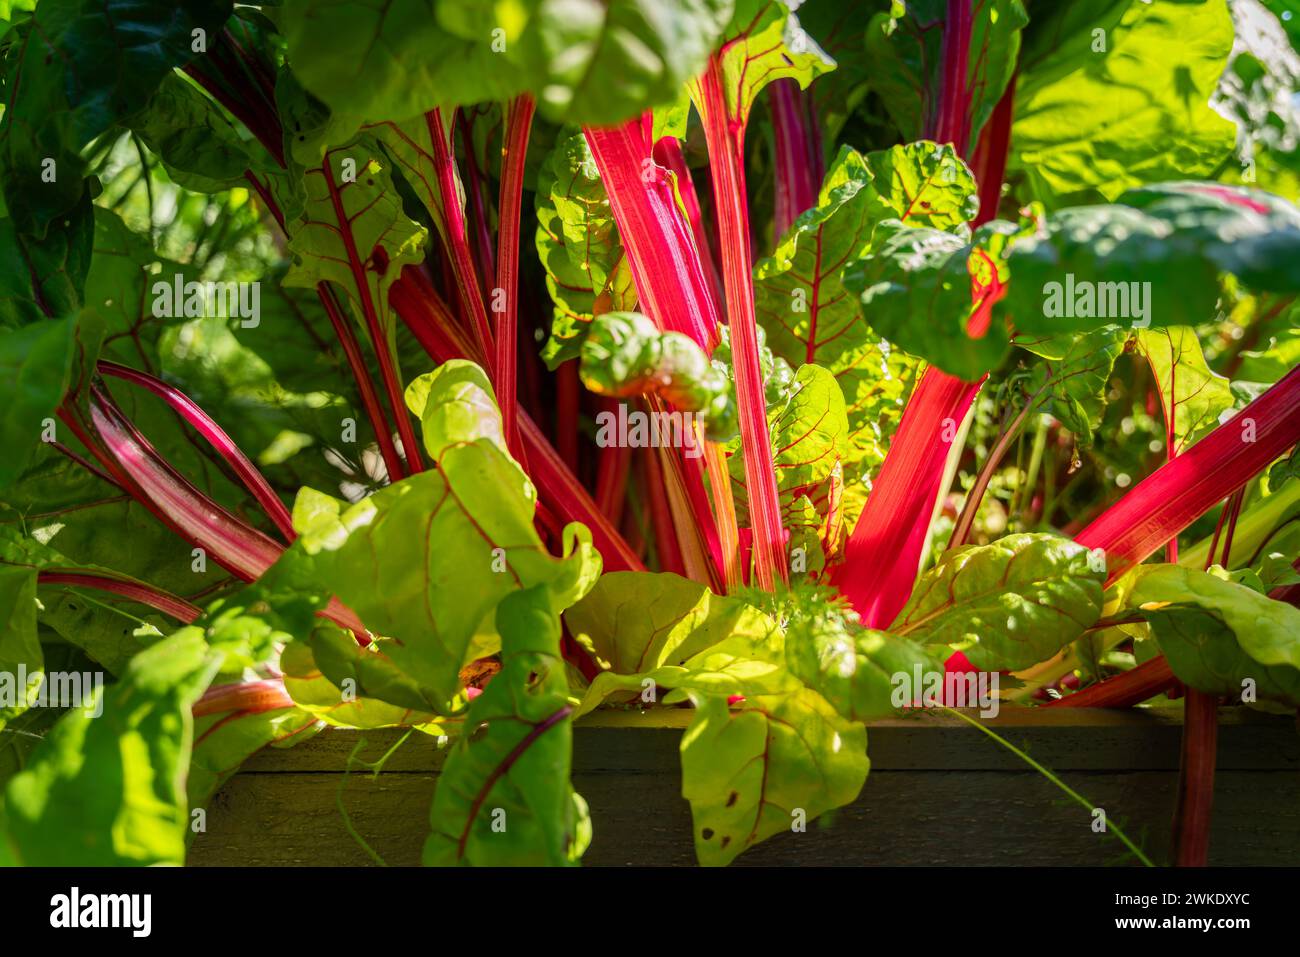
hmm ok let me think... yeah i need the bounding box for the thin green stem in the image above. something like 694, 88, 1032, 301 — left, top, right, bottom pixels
936, 706, 1155, 867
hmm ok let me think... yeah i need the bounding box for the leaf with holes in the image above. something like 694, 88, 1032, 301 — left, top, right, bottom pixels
679, 685, 867, 866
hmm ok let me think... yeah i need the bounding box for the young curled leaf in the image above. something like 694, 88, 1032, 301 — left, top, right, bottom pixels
579, 311, 730, 422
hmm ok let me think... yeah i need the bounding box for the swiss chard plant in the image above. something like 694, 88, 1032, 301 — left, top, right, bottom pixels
1, 0, 1299, 868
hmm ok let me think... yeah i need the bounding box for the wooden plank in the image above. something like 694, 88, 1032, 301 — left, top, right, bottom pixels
235, 706, 1300, 772
189, 707, 1300, 867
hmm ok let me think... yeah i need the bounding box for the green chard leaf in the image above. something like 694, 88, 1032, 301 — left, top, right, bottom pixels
283, 361, 599, 707
699, 0, 835, 125
891, 533, 1106, 670
282, 139, 427, 342
187, 685, 319, 814
783, 600, 944, 725
424, 586, 589, 866
2, 630, 221, 866
754, 142, 974, 480
1123, 563, 1300, 707
865, 0, 1028, 154
283, 0, 732, 129
474, 0, 735, 125
0, 194, 93, 328
680, 686, 868, 866
842, 221, 1011, 380
128, 73, 259, 194
0, 310, 104, 490
0, 563, 39, 726
1019, 326, 1129, 447
1134, 326, 1234, 454
282, 628, 458, 728
566, 570, 774, 677
535, 130, 634, 367
0, 0, 234, 237
728, 364, 850, 572
579, 312, 728, 422
998, 185, 1300, 336
1010, 0, 1236, 207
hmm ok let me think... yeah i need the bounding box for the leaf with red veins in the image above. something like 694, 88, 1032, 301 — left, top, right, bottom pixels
366, 115, 460, 247
728, 365, 849, 569
188, 687, 320, 812
680, 686, 867, 867
1136, 326, 1234, 456
283, 139, 426, 334
284, 367, 600, 707
755, 143, 977, 491
424, 586, 588, 866
86, 207, 196, 375
713, 0, 836, 126
865, 0, 1028, 154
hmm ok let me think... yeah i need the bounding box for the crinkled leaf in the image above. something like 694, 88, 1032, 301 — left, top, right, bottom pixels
281, 633, 457, 729
1019, 326, 1129, 447
892, 532, 1105, 670
843, 222, 1010, 380
765, 363, 850, 492
579, 312, 728, 422
755, 143, 972, 476
284, 0, 732, 130
535, 129, 633, 366
482, 0, 735, 125
282, 140, 427, 343
784, 613, 944, 725
287, 363, 598, 706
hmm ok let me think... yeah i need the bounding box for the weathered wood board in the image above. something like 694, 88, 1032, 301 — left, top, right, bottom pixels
188, 707, 1300, 866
